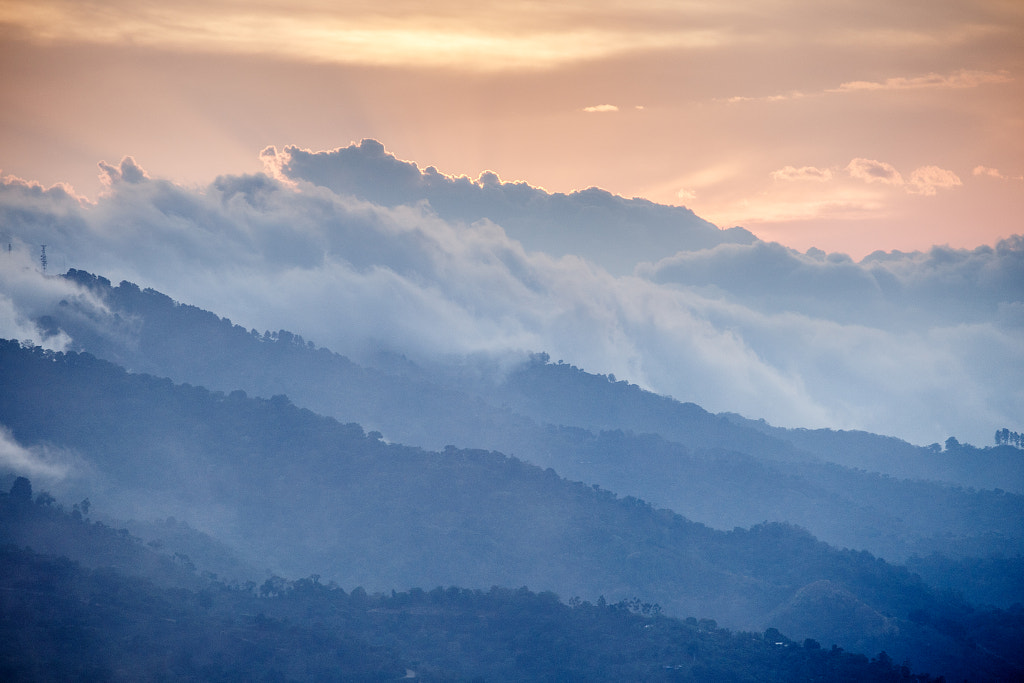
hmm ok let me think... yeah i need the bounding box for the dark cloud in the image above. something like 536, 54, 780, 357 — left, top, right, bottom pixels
640, 238, 1024, 330
263, 140, 756, 274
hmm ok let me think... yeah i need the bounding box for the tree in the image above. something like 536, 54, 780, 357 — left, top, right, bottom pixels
994, 428, 1021, 449
9, 476, 32, 504
72, 498, 91, 519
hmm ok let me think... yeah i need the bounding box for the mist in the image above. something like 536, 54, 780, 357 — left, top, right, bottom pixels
0, 425, 72, 482
1, 146, 1021, 445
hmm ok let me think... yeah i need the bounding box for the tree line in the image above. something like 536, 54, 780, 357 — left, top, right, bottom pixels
995, 428, 1023, 448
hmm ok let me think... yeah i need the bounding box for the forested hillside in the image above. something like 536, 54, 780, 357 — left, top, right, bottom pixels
2, 490, 957, 682
34, 271, 1024, 568
2, 340, 1022, 680
721, 413, 1024, 493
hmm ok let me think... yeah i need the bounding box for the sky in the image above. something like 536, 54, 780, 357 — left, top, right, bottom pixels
0, 1, 1022, 447
1, 0, 1022, 257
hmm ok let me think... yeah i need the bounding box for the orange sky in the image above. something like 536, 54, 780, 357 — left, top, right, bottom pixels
1, 0, 1022, 259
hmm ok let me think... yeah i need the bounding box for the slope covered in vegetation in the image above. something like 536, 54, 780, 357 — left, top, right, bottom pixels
0, 489, 993, 682
2, 340, 1022, 679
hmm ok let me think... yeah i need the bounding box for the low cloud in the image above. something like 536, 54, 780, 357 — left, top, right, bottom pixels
0, 249, 104, 351
0, 426, 71, 481
639, 237, 1024, 441
0, 151, 1020, 446
582, 104, 619, 113
639, 238, 1024, 331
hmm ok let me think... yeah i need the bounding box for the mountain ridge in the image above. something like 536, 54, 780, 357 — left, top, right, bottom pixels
2, 338, 1022, 680
2, 492, 962, 682
37, 270, 1024, 567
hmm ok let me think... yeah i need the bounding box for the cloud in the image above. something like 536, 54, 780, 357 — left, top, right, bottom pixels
0, 0, 728, 72
0, 240, 111, 351
582, 104, 619, 113
728, 69, 1012, 104
906, 166, 962, 196
0, 151, 1020, 447
770, 166, 834, 182
640, 238, 1024, 331
0, 426, 72, 480
638, 237, 1024, 441
830, 69, 1013, 93
846, 158, 904, 186
974, 166, 1024, 181
263, 140, 753, 275
844, 159, 962, 196
726, 92, 806, 104
98, 157, 150, 187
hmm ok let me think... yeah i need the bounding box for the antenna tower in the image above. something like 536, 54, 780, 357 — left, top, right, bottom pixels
40, 245, 47, 274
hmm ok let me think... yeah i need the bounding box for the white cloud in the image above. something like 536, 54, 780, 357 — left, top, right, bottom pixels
906, 166, 962, 196
846, 158, 903, 186
830, 69, 1013, 93
844, 159, 962, 195
974, 165, 1023, 181
0, 249, 99, 351
0, 152, 1020, 447
725, 91, 805, 104
770, 166, 834, 182
0, 426, 71, 480
582, 104, 619, 112
98, 156, 150, 187
728, 69, 1013, 105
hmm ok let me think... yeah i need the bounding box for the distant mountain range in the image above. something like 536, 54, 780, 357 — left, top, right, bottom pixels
2, 271, 1024, 679
3, 338, 1023, 681
3, 489, 963, 682
35, 269, 1024, 566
